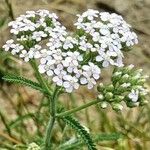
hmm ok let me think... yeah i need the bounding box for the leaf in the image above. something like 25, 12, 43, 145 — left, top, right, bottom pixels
61, 116, 97, 150
58, 133, 121, 150
2, 74, 48, 94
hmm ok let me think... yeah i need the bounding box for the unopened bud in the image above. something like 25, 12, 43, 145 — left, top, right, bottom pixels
106, 84, 114, 91
112, 72, 122, 83
120, 74, 129, 83
142, 75, 149, 79
137, 78, 146, 84
112, 103, 123, 111
105, 92, 113, 100
27, 143, 40, 150
140, 99, 148, 106
97, 83, 105, 92
97, 94, 104, 100
100, 102, 108, 108
114, 95, 124, 102
127, 64, 134, 70
126, 101, 139, 108
122, 65, 133, 74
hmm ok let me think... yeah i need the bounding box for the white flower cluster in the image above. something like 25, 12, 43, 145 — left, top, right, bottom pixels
75, 9, 138, 67
38, 46, 100, 92
2, 9, 138, 93
2, 9, 67, 62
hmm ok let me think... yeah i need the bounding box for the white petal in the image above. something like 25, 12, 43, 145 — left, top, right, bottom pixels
47, 70, 53, 76
80, 77, 87, 84
38, 65, 45, 73
102, 61, 109, 67
63, 81, 70, 88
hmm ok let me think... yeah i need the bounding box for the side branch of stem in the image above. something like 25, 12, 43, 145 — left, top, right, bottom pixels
56, 99, 100, 117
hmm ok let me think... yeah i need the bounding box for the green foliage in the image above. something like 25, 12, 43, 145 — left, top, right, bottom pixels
58, 133, 121, 150
2, 74, 48, 94
61, 115, 97, 150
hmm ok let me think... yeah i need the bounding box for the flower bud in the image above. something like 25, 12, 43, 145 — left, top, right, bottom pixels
97, 94, 104, 100
27, 143, 40, 150
112, 72, 122, 83
126, 64, 134, 70
105, 92, 113, 100
97, 83, 105, 92
123, 64, 134, 74
114, 95, 124, 102
105, 84, 114, 91
137, 78, 146, 84
140, 99, 148, 106
100, 102, 108, 109
126, 101, 139, 108
119, 74, 129, 83
112, 103, 123, 111
142, 75, 149, 79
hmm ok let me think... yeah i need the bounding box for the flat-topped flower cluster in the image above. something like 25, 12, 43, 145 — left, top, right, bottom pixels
2, 9, 138, 92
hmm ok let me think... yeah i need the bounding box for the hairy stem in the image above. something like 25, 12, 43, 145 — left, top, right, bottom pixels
44, 86, 61, 150
56, 99, 100, 117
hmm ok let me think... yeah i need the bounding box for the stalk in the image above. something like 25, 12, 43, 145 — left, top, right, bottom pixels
44, 86, 60, 150
56, 99, 100, 117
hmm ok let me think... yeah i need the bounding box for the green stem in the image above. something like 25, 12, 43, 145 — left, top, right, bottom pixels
30, 59, 52, 96
56, 99, 100, 117
44, 86, 60, 150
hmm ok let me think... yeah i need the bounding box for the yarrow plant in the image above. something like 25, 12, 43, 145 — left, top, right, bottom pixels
1, 9, 149, 150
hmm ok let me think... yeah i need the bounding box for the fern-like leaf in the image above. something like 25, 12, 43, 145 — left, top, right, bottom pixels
2, 74, 47, 94
61, 116, 97, 150
58, 133, 121, 150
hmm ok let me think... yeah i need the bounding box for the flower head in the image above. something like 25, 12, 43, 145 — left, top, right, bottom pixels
2, 9, 139, 93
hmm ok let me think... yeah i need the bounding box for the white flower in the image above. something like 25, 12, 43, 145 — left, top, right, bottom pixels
100, 12, 110, 22
80, 74, 96, 89
82, 9, 99, 20
47, 38, 62, 50
63, 76, 79, 93
62, 52, 83, 73
53, 70, 67, 86
9, 21, 25, 35
32, 31, 47, 41
19, 50, 30, 62
26, 11, 36, 18
11, 44, 24, 55
63, 36, 77, 50
28, 45, 42, 59
2, 39, 15, 51
37, 9, 50, 17
128, 89, 139, 102
96, 51, 115, 67
79, 37, 93, 51
21, 19, 36, 31
82, 62, 101, 80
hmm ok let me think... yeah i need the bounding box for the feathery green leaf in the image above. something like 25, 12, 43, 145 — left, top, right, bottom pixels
2, 74, 47, 94
58, 132, 121, 150
61, 116, 97, 150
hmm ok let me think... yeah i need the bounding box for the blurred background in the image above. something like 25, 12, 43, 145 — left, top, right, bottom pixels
0, 0, 150, 149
